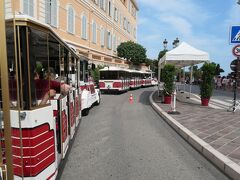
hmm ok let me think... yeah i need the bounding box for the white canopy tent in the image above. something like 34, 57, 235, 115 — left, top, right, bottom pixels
158, 42, 211, 97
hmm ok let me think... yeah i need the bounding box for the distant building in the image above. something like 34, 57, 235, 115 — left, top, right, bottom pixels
5, 0, 138, 68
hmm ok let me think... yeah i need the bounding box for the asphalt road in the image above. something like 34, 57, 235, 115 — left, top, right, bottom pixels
60, 87, 230, 180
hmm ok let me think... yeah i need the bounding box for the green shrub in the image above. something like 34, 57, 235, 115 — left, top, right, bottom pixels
200, 63, 216, 99
162, 64, 176, 96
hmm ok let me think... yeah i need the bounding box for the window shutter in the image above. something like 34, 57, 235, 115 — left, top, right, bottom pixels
92, 22, 96, 43
68, 7, 74, 33
51, 0, 57, 27
45, 0, 50, 24
100, 28, 104, 46
82, 16, 87, 39
23, 0, 29, 15
29, 0, 34, 17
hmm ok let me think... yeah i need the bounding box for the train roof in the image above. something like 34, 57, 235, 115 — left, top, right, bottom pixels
100, 66, 126, 71
6, 15, 79, 59
99, 67, 154, 74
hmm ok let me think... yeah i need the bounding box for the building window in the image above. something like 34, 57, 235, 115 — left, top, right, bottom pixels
45, 0, 57, 27
67, 6, 74, 34
100, 27, 105, 47
82, 15, 87, 39
100, 0, 105, 10
133, 27, 136, 38
114, 7, 118, 22
108, 1, 112, 16
127, 22, 131, 33
23, 0, 34, 17
123, 17, 127, 30
107, 31, 112, 49
92, 21, 97, 44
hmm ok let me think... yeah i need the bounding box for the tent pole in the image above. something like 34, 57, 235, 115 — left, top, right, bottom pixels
183, 68, 186, 92
158, 65, 161, 96
188, 65, 193, 98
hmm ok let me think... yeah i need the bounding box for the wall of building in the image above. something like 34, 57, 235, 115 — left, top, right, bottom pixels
6, 0, 138, 68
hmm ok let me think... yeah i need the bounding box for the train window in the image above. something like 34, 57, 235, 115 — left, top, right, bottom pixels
100, 71, 118, 80
80, 60, 88, 82
6, 27, 18, 108
28, 28, 50, 107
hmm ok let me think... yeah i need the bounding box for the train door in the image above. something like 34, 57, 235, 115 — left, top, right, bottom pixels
57, 46, 70, 159
68, 54, 76, 139
75, 60, 81, 126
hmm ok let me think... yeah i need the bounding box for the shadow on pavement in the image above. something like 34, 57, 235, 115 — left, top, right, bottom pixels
138, 91, 153, 105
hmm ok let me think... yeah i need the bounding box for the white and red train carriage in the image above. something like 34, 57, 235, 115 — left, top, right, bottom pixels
2, 16, 100, 179
99, 67, 155, 93
99, 67, 130, 93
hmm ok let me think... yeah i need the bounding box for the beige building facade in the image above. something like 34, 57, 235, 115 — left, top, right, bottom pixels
5, 0, 138, 68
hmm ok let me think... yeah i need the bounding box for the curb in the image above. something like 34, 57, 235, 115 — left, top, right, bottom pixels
150, 91, 240, 180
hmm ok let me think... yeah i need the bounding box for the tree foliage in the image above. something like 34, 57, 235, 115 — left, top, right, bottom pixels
158, 49, 168, 60
90, 65, 105, 86
117, 41, 147, 65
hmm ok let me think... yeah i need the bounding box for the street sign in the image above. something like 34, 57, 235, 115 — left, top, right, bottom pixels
232, 45, 240, 57
230, 26, 240, 44
230, 59, 238, 71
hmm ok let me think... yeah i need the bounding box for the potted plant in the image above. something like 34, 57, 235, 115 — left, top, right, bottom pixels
162, 64, 176, 104
200, 63, 216, 106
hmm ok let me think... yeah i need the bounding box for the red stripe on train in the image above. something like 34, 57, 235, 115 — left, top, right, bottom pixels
99, 82, 105, 88
11, 124, 55, 177
113, 82, 122, 88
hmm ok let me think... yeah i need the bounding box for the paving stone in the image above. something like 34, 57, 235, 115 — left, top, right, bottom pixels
152, 91, 240, 166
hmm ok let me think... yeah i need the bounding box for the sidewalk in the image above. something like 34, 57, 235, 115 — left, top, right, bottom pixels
150, 91, 240, 180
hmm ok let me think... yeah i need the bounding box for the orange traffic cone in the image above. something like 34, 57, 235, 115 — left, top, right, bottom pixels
129, 94, 133, 104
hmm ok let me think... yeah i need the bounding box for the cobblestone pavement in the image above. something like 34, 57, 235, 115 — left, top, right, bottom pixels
152, 91, 240, 166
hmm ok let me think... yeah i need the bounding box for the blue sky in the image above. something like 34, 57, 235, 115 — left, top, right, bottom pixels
137, 0, 240, 75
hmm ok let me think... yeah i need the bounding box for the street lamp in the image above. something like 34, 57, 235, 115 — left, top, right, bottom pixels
175, 37, 180, 47
237, 0, 240, 5
172, 41, 176, 48
163, 39, 168, 50
172, 38, 180, 48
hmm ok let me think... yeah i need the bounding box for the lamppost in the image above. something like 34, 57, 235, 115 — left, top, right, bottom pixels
237, 0, 240, 5
158, 39, 168, 96
175, 37, 180, 47
172, 37, 180, 48
163, 39, 168, 50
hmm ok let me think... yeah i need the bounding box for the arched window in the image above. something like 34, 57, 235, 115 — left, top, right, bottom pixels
67, 6, 75, 34
92, 21, 97, 44
45, 0, 57, 27
82, 15, 87, 39
100, 27, 105, 47
23, 0, 34, 17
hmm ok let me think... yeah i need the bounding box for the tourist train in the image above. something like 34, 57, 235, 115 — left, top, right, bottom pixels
2, 16, 101, 179
1, 15, 156, 179
99, 66, 157, 93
